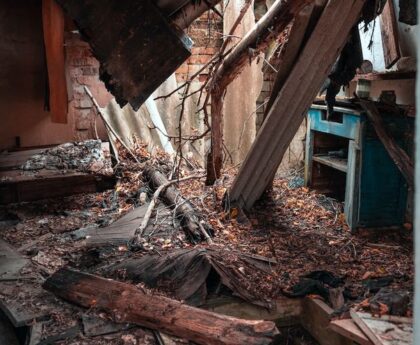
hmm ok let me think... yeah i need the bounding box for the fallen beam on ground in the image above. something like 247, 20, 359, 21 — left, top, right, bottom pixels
43, 268, 279, 345
229, 0, 366, 210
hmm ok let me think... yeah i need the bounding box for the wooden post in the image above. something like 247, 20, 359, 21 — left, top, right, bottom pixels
42, 0, 68, 124
43, 268, 279, 345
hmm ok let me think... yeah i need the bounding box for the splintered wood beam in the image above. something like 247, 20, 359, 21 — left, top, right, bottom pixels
380, 0, 400, 69
358, 99, 414, 190
213, 0, 313, 91
42, 0, 68, 123
229, 0, 366, 211
43, 268, 279, 345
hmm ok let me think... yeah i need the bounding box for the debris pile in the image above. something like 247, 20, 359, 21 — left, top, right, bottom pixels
22, 139, 113, 175
0, 140, 414, 344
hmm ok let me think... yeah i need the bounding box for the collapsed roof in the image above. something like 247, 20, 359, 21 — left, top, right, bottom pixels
56, 0, 220, 110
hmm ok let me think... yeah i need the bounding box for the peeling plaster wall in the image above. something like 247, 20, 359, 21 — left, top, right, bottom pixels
223, 0, 263, 165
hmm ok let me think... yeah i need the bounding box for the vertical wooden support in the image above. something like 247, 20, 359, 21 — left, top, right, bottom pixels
380, 0, 400, 69
206, 88, 224, 185
42, 0, 68, 123
304, 117, 314, 187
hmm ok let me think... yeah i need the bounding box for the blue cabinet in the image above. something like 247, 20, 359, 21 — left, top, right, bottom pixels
305, 104, 411, 231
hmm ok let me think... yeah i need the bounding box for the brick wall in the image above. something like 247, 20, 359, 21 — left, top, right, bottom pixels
65, 30, 112, 141
175, 12, 223, 83
64, 12, 222, 142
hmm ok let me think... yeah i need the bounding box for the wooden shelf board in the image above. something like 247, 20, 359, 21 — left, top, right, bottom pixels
313, 155, 348, 173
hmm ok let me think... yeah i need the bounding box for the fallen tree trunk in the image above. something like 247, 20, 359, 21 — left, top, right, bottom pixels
141, 166, 213, 243
206, 0, 313, 184
43, 268, 279, 345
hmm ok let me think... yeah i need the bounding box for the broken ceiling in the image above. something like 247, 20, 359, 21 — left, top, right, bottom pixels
55, 0, 220, 110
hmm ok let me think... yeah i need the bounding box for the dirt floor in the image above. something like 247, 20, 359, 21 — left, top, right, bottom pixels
0, 144, 413, 344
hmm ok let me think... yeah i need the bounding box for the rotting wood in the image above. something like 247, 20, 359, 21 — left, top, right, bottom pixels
206, 0, 313, 184
42, 0, 68, 124
358, 99, 414, 190
137, 166, 212, 244
84, 204, 149, 247
134, 173, 212, 244
229, 0, 366, 210
380, 0, 400, 69
300, 298, 354, 345
43, 268, 280, 345
0, 170, 115, 204
329, 319, 373, 345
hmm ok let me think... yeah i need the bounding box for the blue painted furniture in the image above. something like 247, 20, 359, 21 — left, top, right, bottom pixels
305, 104, 411, 231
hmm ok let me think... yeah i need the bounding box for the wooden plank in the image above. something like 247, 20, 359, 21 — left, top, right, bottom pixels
0, 298, 47, 327
312, 155, 348, 172
229, 0, 365, 210
28, 322, 44, 345
204, 296, 302, 327
379, 0, 400, 69
353, 71, 415, 81
85, 204, 149, 246
0, 169, 114, 204
42, 0, 68, 123
43, 268, 279, 345
300, 298, 353, 345
329, 319, 373, 345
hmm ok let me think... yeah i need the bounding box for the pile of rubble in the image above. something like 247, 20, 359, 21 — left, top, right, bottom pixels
0, 140, 413, 345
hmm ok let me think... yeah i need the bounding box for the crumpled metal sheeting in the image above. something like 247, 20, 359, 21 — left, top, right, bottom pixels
109, 248, 276, 309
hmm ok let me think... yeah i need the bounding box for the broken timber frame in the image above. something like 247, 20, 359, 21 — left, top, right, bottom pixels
229, 0, 366, 211
43, 268, 279, 345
